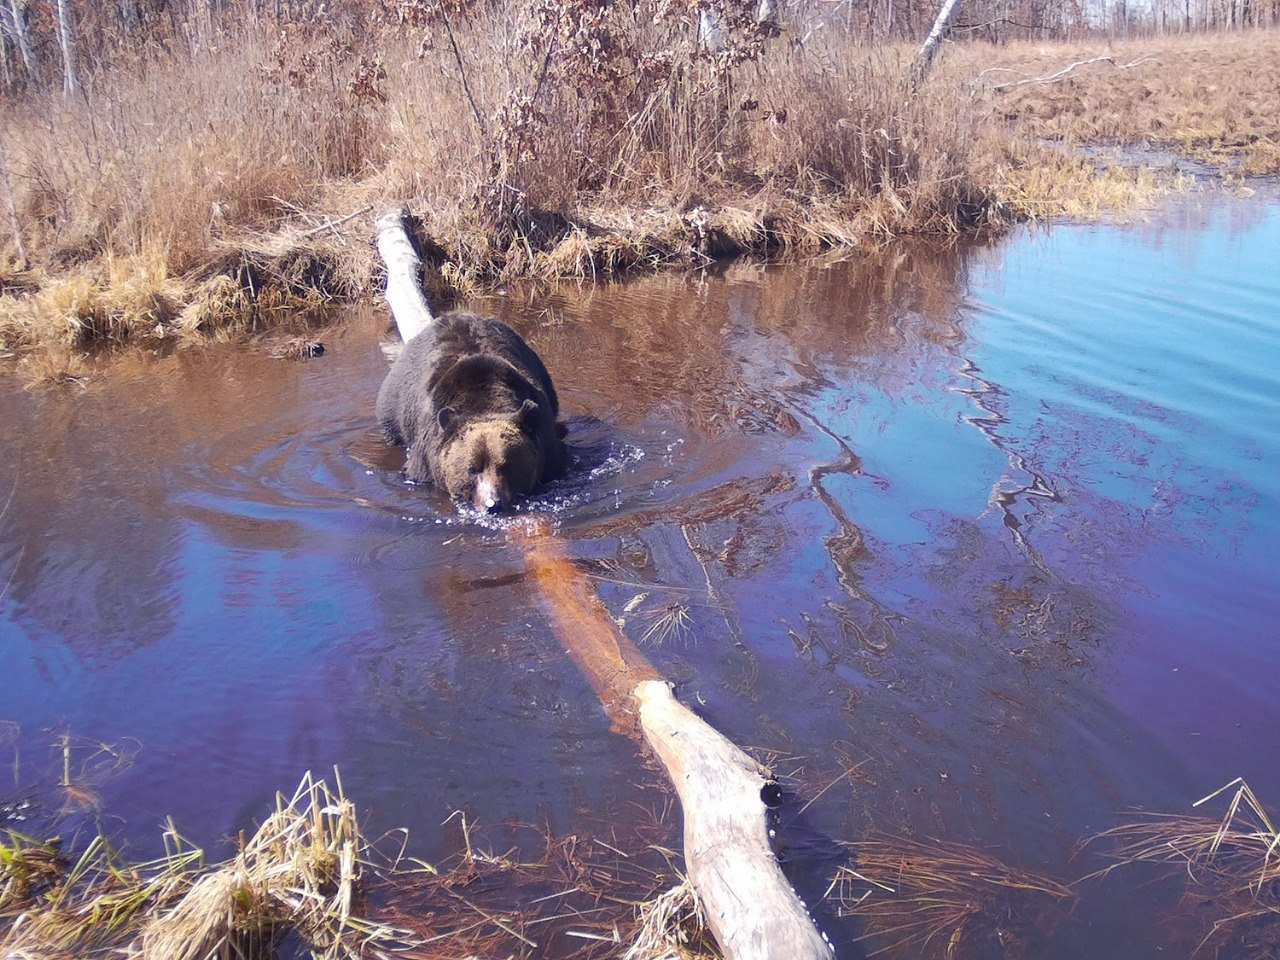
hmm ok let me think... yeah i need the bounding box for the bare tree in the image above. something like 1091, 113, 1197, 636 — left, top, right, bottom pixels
0, 134, 27, 269
3, 0, 36, 80
54, 0, 78, 95
909, 0, 964, 88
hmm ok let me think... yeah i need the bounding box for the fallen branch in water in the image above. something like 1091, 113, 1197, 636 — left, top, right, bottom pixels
375, 208, 830, 959
991, 55, 1157, 91
515, 519, 832, 960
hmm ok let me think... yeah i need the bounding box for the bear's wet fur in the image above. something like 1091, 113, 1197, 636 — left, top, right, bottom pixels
377, 312, 568, 512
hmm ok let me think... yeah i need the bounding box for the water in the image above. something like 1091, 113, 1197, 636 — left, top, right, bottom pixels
1, 189, 1277, 957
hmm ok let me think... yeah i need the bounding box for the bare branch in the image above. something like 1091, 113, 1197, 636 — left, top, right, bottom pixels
441, 15, 487, 139
991, 55, 1158, 92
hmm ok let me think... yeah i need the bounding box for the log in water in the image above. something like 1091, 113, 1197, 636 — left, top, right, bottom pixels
377, 211, 830, 959
515, 518, 830, 960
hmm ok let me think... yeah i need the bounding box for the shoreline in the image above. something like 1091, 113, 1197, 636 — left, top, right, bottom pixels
5, 27, 1275, 366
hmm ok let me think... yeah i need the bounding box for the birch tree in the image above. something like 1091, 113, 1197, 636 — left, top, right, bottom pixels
0, 135, 26, 270
909, 0, 963, 88
4, 0, 35, 80
54, 0, 78, 95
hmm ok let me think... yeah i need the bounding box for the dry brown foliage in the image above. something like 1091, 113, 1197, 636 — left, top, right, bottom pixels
3, 12, 1248, 356
0, 8, 999, 353
964, 30, 1280, 175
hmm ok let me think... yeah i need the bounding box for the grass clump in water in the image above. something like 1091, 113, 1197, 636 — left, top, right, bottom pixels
831, 833, 1075, 958
1087, 777, 1280, 957
0, 771, 418, 959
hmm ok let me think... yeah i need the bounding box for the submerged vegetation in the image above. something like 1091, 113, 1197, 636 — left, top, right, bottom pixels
2, 0, 1271, 356
1088, 778, 1280, 957
830, 834, 1075, 958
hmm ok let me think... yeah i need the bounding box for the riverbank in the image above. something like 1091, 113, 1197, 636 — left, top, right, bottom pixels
0, 25, 1273, 359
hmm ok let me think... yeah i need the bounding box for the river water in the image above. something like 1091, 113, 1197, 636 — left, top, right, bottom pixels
1, 188, 1277, 958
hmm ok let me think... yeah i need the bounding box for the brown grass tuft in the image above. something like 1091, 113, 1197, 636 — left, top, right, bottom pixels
831, 834, 1075, 958
0, 771, 418, 960
624, 880, 718, 960
1087, 778, 1280, 956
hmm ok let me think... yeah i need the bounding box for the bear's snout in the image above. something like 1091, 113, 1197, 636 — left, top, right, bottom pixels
474, 475, 510, 514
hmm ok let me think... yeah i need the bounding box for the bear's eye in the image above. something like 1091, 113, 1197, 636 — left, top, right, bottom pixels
468, 463, 483, 476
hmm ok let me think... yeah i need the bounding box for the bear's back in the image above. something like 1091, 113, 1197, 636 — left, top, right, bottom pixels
376, 312, 559, 447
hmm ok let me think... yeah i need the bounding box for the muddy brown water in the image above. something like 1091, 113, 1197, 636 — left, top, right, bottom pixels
1, 189, 1278, 958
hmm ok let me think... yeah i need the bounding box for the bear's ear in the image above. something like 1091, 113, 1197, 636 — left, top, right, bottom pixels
515, 398, 540, 434
437, 406, 457, 435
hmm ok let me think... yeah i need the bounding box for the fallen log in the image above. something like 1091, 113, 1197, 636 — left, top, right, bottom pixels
516, 519, 831, 960
990, 55, 1158, 91
376, 211, 831, 960
375, 208, 434, 344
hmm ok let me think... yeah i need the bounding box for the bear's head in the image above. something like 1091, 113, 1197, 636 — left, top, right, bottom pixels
434, 399, 545, 513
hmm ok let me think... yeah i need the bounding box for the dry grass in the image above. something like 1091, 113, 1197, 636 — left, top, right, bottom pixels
378, 806, 721, 960
964, 31, 1280, 175
2, 19, 1256, 357
623, 880, 718, 960
0, 766, 722, 960
0, 17, 993, 355
831, 834, 1075, 958
0, 771, 419, 959
1087, 778, 1280, 956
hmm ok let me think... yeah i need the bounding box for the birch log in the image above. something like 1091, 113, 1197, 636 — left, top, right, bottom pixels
635, 679, 832, 959
515, 518, 831, 960
376, 208, 435, 343
376, 218, 831, 960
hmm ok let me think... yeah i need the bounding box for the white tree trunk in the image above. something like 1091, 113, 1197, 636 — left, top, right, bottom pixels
909, 0, 963, 88
376, 208, 435, 344
0, 134, 27, 269
699, 7, 726, 51
0, 26, 10, 90
6, 0, 35, 77
54, 0, 77, 95
636, 681, 832, 960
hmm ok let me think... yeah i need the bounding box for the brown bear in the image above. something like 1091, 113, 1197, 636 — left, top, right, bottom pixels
377, 311, 568, 513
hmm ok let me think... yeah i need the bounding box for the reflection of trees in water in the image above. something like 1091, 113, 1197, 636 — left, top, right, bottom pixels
471, 242, 1000, 750
499, 239, 976, 438
0, 352, 306, 660
489, 238, 1160, 857
499, 238, 982, 625
955, 357, 1063, 579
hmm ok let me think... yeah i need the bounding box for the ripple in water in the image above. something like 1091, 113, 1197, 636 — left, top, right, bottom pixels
386, 415, 652, 532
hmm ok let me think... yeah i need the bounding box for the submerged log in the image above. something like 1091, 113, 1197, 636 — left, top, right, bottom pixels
376, 212, 830, 960
516, 520, 831, 960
